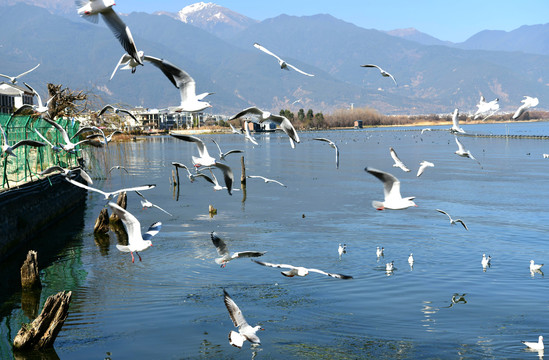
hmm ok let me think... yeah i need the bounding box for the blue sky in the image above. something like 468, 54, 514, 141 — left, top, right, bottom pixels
115, 0, 549, 42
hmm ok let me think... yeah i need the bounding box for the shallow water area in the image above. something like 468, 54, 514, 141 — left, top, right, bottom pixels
1, 122, 549, 359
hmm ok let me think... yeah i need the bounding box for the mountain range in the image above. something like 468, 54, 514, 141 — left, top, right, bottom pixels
0, 1, 547, 115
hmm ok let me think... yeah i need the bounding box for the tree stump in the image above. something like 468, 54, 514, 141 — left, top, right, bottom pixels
21, 250, 41, 290
240, 156, 246, 185
93, 208, 110, 234
109, 192, 127, 223
13, 291, 72, 350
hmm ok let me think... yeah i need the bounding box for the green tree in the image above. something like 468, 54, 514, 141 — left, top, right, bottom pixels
297, 108, 305, 122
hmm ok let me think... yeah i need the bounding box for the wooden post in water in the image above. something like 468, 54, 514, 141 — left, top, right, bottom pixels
13, 291, 72, 350
109, 191, 127, 223
240, 156, 246, 185
20, 250, 41, 290
94, 208, 110, 234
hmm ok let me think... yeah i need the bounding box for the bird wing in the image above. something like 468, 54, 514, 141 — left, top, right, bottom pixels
23, 82, 43, 108
0, 73, 14, 82
43, 116, 71, 144
251, 259, 295, 270
65, 177, 109, 198
223, 149, 244, 157
0, 123, 8, 145
40, 165, 65, 176
361, 64, 381, 70
194, 173, 216, 185
244, 121, 259, 145
144, 56, 196, 100
253, 43, 284, 63
387, 72, 398, 86
365, 167, 401, 201
16, 63, 40, 79
233, 251, 267, 259
114, 184, 156, 197
211, 138, 222, 155
213, 162, 234, 195
151, 204, 172, 216
101, 8, 141, 65
268, 114, 300, 144
229, 106, 264, 121
307, 268, 353, 279
452, 109, 460, 128
78, 168, 93, 185
117, 109, 138, 122
134, 190, 146, 200
170, 134, 211, 159
285, 63, 314, 77
223, 289, 249, 329
455, 137, 466, 152
108, 202, 142, 244
455, 219, 468, 230
229, 123, 241, 134
11, 140, 45, 150
389, 147, 409, 171
436, 209, 452, 220
143, 56, 179, 89
142, 221, 162, 240
211, 232, 230, 257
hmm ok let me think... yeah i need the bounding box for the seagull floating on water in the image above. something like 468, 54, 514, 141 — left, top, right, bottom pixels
252, 259, 353, 279
385, 261, 395, 272
513, 96, 539, 120
365, 167, 416, 210
338, 243, 347, 258
408, 253, 414, 267
65, 177, 155, 200
247, 175, 286, 187
481, 254, 491, 269
436, 209, 468, 230
223, 289, 263, 348
360, 64, 397, 86
253, 43, 314, 77
522, 336, 544, 351
530, 260, 544, 272
376, 246, 384, 258
416, 161, 434, 177
211, 232, 266, 268
135, 190, 172, 216
389, 147, 410, 172
313, 137, 339, 169
0, 123, 44, 158
0, 64, 40, 84
108, 202, 161, 263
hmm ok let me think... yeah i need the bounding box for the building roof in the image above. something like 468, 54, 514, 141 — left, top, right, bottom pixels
0, 82, 33, 96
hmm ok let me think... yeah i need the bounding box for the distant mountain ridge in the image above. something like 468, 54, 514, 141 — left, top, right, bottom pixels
386, 28, 454, 47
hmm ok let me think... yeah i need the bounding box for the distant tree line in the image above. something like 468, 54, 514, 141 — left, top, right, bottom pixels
279, 108, 326, 129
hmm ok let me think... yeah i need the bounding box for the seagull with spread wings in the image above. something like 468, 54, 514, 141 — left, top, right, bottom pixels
365, 167, 416, 210
436, 209, 468, 230
389, 147, 410, 172
512, 96, 539, 120
360, 64, 397, 86
40, 165, 93, 185
247, 175, 286, 187
223, 289, 263, 348
135, 190, 172, 216
252, 259, 353, 279
210, 232, 266, 268
0, 64, 40, 84
211, 139, 243, 161
65, 177, 155, 200
0, 123, 45, 158
313, 137, 339, 169
253, 42, 314, 76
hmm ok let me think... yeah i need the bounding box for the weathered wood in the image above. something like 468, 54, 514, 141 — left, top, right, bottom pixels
208, 205, 217, 217
240, 156, 246, 185
93, 208, 110, 234
109, 192, 127, 223
13, 291, 72, 350
21, 250, 41, 290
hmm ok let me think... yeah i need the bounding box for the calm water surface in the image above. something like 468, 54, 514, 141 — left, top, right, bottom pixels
2, 122, 549, 359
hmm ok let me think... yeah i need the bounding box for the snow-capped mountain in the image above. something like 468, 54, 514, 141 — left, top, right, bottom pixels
155, 2, 257, 39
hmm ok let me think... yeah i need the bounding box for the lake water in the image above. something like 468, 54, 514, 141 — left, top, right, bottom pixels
1, 121, 549, 359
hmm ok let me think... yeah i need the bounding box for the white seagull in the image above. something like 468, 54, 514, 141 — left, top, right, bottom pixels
65, 177, 155, 200
43, 116, 92, 153
230, 107, 300, 148
313, 137, 339, 169
513, 96, 539, 120
211, 139, 243, 161
416, 161, 434, 177
0, 123, 45, 157
530, 260, 544, 272
338, 243, 347, 258
365, 167, 416, 210
172, 162, 200, 182
109, 51, 150, 80
522, 336, 544, 351
210, 232, 266, 268
408, 253, 414, 266
108, 165, 129, 174
450, 108, 465, 134
481, 254, 491, 269
33, 129, 62, 153
243, 121, 259, 145
360, 64, 397, 86
99, 105, 138, 123
145, 56, 212, 113
247, 175, 286, 187
473, 96, 499, 120
14, 82, 57, 116
253, 42, 314, 77
87, 130, 122, 146
135, 190, 172, 216
76, 0, 142, 66
389, 147, 410, 172
223, 289, 263, 348
229, 123, 243, 135
40, 165, 93, 185
454, 137, 482, 167
108, 202, 161, 263
0, 64, 40, 84
436, 209, 468, 230
376, 246, 384, 258
385, 261, 395, 272
194, 167, 235, 193
252, 259, 353, 279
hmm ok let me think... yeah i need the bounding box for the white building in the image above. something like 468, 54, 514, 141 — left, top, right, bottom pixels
0, 82, 34, 114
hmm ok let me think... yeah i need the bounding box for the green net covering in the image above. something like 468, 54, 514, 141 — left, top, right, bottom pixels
0, 114, 81, 189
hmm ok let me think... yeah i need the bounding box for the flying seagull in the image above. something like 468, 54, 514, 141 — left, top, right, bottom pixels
108, 165, 129, 174
43, 116, 92, 153
522, 335, 544, 351
145, 56, 213, 113
243, 121, 259, 145
170, 134, 217, 166
14, 82, 57, 116
252, 259, 353, 279
450, 108, 465, 134
65, 177, 155, 200
193, 167, 234, 193
365, 167, 416, 210
416, 161, 434, 177
360, 64, 397, 86
0, 123, 44, 158
70, 126, 105, 141
135, 190, 172, 216
109, 51, 162, 80
76, 0, 142, 66
0, 64, 40, 84
210, 232, 266, 268
473, 96, 499, 120
389, 147, 410, 172
229, 123, 243, 135
40, 165, 93, 185
230, 106, 300, 148
223, 289, 263, 348
512, 96, 539, 120
436, 209, 468, 230
172, 162, 200, 182
98, 105, 138, 123
33, 129, 62, 153
246, 175, 286, 187
87, 130, 122, 146
313, 137, 339, 169
108, 202, 161, 263
454, 137, 482, 167
211, 139, 243, 161
253, 42, 314, 77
